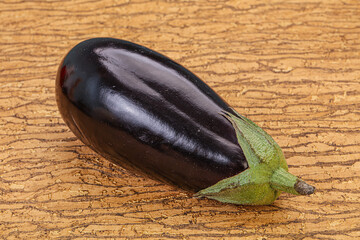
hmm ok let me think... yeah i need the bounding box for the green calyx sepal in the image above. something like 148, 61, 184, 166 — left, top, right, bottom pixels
194, 110, 315, 205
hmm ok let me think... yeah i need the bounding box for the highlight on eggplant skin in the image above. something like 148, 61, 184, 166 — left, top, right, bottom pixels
56, 38, 315, 205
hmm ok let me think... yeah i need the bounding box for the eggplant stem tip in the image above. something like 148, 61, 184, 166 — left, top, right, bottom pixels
294, 179, 315, 195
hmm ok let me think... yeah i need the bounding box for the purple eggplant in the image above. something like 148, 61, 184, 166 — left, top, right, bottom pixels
56, 38, 314, 205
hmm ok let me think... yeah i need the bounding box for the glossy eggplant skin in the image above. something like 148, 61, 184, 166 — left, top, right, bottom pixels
56, 38, 248, 192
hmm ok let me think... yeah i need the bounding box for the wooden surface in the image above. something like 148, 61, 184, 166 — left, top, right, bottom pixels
1, 0, 360, 239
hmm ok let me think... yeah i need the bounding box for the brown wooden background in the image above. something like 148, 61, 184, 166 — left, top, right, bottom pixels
1, 0, 359, 239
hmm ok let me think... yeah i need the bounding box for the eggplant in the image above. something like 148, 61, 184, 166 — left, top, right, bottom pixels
56, 38, 314, 205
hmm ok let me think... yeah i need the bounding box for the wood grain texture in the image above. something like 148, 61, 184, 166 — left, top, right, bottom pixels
1, 0, 359, 239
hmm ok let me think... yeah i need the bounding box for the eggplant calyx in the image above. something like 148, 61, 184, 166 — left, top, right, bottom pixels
194, 110, 315, 205
194, 165, 280, 205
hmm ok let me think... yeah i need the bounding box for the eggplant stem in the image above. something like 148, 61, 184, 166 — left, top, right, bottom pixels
270, 167, 315, 195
